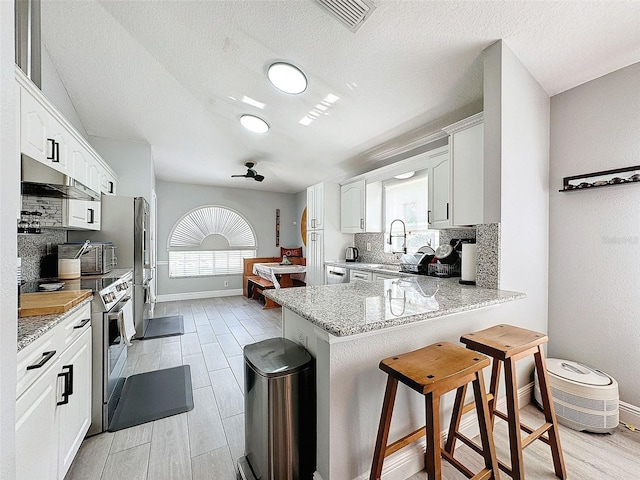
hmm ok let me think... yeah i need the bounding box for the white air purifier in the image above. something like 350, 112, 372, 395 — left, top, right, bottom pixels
534, 358, 618, 434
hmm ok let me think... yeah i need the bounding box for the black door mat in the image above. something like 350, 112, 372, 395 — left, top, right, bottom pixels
108, 365, 194, 432
143, 315, 184, 339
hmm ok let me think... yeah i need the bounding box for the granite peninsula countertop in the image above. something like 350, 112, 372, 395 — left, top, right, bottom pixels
265, 277, 525, 337
18, 297, 93, 352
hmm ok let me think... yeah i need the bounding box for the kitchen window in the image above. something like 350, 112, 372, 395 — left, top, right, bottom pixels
383, 171, 439, 253
168, 206, 256, 277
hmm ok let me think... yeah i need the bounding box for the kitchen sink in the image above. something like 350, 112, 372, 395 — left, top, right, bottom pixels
369, 264, 401, 271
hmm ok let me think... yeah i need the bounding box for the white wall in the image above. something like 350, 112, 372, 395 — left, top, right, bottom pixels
41, 45, 88, 139
155, 181, 299, 297
549, 62, 640, 407
484, 41, 551, 385
88, 136, 155, 203
0, 0, 18, 476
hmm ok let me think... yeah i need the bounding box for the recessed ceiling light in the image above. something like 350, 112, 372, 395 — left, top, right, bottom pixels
268, 62, 307, 94
394, 171, 415, 180
240, 114, 269, 134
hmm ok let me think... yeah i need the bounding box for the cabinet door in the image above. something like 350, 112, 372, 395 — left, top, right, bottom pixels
307, 183, 325, 230
372, 272, 396, 281
15, 359, 59, 480
57, 328, 92, 480
88, 155, 102, 194
46, 118, 71, 175
65, 200, 101, 231
306, 230, 324, 286
428, 151, 451, 228
349, 269, 371, 282
306, 185, 315, 230
452, 122, 484, 226
101, 169, 117, 195
70, 141, 89, 187
341, 180, 365, 233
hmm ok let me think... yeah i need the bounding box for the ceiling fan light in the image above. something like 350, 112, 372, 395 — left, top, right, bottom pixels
268, 62, 307, 94
240, 114, 269, 134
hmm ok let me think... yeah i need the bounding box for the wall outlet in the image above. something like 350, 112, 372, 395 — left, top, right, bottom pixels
296, 329, 308, 349
224, 280, 228, 287
366, 242, 372, 251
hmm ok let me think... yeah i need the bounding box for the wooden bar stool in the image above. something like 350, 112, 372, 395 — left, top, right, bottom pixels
370, 342, 500, 480
445, 324, 567, 479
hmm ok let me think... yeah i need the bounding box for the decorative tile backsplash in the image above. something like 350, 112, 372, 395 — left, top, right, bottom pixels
354, 223, 501, 289
21, 195, 64, 228
18, 228, 66, 282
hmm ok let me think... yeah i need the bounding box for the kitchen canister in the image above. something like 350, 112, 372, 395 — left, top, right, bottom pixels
459, 242, 477, 285
58, 258, 81, 279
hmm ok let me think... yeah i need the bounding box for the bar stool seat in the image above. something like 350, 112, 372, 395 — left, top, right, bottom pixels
370, 342, 500, 480
445, 324, 567, 479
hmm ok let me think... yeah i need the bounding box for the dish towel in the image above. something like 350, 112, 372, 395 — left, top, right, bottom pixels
118, 299, 136, 346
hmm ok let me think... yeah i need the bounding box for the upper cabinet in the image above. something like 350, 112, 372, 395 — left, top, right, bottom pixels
340, 179, 382, 233
16, 68, 117, 203
307, 182, 325, 230
444, 112, 484, 227
427, 147, 451, 228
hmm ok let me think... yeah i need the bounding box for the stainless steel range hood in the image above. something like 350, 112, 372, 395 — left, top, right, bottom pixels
21, 155, 100, 200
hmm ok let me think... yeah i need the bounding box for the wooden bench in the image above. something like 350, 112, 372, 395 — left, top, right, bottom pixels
247, 275, 279, 309
242, 256, 306, 297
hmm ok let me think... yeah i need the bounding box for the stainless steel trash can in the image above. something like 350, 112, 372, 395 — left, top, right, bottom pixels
237, 337, 315, 480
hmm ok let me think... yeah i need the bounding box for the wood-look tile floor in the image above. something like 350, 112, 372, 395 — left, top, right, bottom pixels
66, 296, 640, 479
65, 296, 282, 480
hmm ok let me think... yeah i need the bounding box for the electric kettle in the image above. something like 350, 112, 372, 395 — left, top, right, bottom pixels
345, 247, 359, 262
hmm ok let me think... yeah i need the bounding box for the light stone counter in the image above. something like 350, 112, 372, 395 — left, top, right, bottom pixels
265, 278, 526, 480
265, 276, 524, 337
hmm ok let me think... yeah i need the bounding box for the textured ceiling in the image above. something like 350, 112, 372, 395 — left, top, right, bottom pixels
41, 0, 640, 193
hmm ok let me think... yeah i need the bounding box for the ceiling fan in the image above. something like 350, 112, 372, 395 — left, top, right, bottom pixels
231, 162, 264, 182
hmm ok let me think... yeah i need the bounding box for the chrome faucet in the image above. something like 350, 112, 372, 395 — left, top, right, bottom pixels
388, 219, 407, 254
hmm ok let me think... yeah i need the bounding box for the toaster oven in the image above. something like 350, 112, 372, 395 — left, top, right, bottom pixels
58, 242, 116, 275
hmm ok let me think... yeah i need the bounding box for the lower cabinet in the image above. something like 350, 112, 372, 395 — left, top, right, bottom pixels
16, 306, 92, 480
349, 269, 372, 282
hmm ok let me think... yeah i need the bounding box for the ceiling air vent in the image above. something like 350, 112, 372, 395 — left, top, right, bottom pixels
313, 0, 377, 32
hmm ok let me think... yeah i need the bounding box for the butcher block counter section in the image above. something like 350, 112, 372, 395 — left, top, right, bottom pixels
265, 276, 525, 337
18, 297, 93, 352
19, 289, 93, 317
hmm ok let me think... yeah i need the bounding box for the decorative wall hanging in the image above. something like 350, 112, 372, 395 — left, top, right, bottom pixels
276, 209, 280, 247
301, 207, 307, 246
560, 165, 640, 192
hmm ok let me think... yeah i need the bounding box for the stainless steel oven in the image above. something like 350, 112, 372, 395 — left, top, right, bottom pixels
87, 270, 133, 436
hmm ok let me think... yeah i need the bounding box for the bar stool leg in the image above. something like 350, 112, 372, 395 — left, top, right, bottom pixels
444, 384, 467, 454
472, 369, 500, 479
487, 359, 502, 425
370, 376, 399, 480
504, 357, 525, 479
424, 392, 441, 479
534, 346, 567, 479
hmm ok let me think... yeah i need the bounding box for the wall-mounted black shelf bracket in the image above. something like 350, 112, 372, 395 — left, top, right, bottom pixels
559, 165, 640, 192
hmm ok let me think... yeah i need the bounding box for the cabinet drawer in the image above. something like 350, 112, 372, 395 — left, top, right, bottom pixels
17, 327, 62, 400
58, 304, 92, 353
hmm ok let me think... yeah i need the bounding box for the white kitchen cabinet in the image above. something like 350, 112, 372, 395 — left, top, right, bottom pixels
56, 328, 92, 479
70, 138, 90, 187
349, 269, 372, 282
16, 303, 92, 480
64, 199, 101, 231
101, 167, 117, 195
427, 147, 452, 228
372, 272, 396, 281
340, 180, 383, 233
444, 112, 484, 226
307, 182, 325, 230
306, 230, 324, 286
15, 356, 59, 480
20, 84, 70, 175
88, 153, 102, 194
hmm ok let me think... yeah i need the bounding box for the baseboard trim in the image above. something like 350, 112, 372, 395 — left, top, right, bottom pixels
353, 382, 534, 480
156, 289, 243, 302
619, 401, 640, 426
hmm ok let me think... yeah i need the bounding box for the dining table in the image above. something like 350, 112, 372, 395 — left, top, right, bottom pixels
252, 262, 306, 288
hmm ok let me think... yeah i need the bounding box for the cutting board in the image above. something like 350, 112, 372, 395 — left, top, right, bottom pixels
19, 290, 93, 318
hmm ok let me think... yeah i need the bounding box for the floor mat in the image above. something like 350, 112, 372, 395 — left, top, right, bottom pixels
143, 315, 184, 339
108, 365, 194, 432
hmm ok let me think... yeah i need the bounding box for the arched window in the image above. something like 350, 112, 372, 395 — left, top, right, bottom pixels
168, 206, 256, 277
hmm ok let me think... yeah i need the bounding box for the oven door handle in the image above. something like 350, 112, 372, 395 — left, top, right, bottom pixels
107, 296, 132, 320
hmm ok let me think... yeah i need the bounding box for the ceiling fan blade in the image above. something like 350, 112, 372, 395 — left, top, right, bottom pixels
254, 175, 265, 182
231, 174, 247, 178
